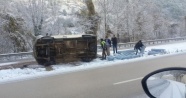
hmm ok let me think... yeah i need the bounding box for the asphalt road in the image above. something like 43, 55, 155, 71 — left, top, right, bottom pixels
1, 53, 186, 98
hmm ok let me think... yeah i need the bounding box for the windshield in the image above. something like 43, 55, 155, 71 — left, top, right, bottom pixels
0, 0, 186, 98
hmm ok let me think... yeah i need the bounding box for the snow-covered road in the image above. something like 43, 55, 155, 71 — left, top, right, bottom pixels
1, 42, 186, 83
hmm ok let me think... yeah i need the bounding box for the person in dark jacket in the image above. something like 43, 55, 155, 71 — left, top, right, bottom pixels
134, 40, 145, 55
111, 35, 118, 54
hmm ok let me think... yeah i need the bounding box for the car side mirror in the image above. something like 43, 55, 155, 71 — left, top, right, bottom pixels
141, 67, 186, 98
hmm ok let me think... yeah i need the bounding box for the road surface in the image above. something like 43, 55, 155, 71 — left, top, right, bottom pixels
1, 53, 186, 98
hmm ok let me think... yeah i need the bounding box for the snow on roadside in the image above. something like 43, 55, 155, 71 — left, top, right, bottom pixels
1, 42, 186, 83
145, 42, 186, 53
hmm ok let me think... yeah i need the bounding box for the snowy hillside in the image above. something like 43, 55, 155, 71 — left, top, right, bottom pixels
1, 0, 186, 54
0, 0, 89, 54
154, 0, 186, 20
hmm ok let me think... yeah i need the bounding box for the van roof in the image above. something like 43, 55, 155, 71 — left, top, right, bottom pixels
51, 34, 95, 39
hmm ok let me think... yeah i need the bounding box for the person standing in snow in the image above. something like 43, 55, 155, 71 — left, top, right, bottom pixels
100, 38, 107, 60
134, 40, 145, 55
105, 36, 111, 56
111, 35, 118, 54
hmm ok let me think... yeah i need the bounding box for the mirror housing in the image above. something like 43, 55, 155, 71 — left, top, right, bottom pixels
141, 67, 186, 98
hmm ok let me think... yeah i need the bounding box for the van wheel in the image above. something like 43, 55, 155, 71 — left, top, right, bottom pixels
81, 57, 92, 62
37, 59, 47, 65
37, 59, 52, 66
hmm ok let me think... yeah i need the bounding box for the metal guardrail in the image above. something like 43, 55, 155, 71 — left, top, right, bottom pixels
98, 37, 186, 49
0, 52, 33, 62
1, 37, 186, 61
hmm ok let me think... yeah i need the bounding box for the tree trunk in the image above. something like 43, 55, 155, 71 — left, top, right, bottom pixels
85, 0, 99, 35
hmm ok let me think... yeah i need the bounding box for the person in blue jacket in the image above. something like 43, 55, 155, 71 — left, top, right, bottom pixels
105, 36, 111, 56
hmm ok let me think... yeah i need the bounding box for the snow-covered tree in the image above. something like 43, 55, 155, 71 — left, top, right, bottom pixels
84, 0, 99, 35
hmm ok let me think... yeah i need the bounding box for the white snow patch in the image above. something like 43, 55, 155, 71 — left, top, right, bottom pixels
0, 62, 19, 66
